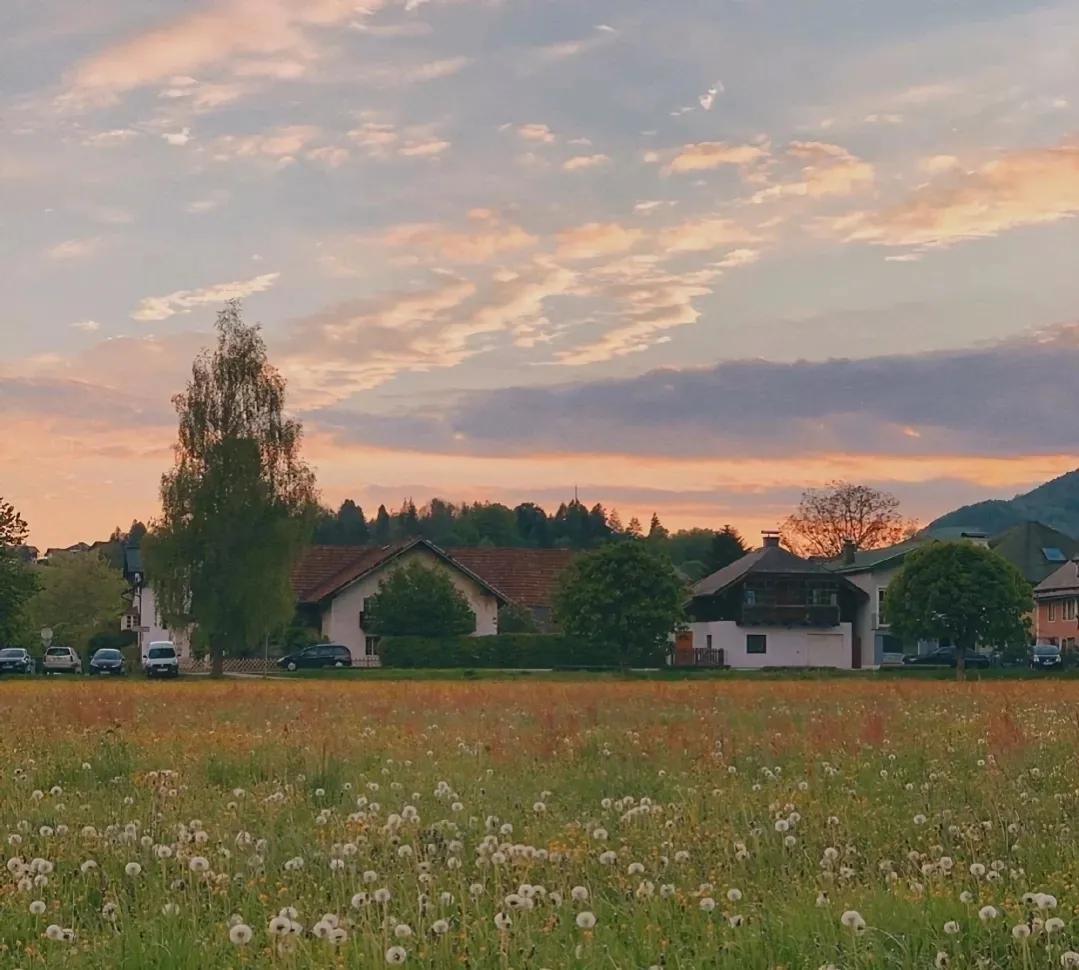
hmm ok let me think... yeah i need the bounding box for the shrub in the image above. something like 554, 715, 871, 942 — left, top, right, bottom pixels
381, 634, 621, 669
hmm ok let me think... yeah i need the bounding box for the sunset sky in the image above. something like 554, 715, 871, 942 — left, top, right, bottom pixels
4, 0, 1079, 549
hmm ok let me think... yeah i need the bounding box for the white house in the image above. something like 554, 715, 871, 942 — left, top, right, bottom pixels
293, 538, 509, 664
679, 534, 871, 669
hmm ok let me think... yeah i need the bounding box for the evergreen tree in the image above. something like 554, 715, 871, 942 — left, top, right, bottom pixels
647, 513, 669, 542
373, 505, 392, 544
336, 500, 369, 544
707, 525, 748, 573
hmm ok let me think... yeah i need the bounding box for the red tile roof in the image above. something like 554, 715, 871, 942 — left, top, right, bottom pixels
292, 542, 575, 609
448, 548, 576, 610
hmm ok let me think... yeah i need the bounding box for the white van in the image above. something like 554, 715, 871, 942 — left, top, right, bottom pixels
143, 642, 180, 679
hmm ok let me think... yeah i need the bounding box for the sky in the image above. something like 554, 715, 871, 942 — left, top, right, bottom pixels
3, 0, 1079, 549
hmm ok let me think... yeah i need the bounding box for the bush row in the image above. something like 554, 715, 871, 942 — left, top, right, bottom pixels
380, 634, 628, 669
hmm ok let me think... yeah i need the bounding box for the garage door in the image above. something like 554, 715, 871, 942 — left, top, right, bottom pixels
807, 634, 845, 668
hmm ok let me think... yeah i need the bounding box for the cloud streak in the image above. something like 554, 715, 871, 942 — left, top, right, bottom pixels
132, 273, 280, 322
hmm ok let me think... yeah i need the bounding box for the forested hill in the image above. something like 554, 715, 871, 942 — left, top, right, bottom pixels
930, 469, 1079, 538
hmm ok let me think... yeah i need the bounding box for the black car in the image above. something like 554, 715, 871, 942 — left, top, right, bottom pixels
277, 644, 353, 671
903, 647, 991, 669
89, 648, 126, 676
0, 648, 34, 675
1030, 643, 1063, 671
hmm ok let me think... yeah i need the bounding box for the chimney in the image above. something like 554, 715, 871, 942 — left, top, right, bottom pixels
761, 530, 781, 549
842, 538, 858, 565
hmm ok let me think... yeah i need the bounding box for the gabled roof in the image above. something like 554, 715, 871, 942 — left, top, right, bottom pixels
693, 542, 866, 598
293, 539, 510, 606
448, 548, 575, 610
1035, 559, 1079, 596
829, 527, 989, 574
990, 521, 1079, 586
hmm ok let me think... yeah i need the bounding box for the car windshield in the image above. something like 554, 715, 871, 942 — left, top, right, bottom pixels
45, 647, 69, 656
148, 647, 175, 659
94, 650, 122, 660
0, 649, 24, 658
1034, 645, 1060, 656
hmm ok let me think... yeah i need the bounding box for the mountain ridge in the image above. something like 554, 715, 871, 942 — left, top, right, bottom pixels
930, 468, 1079, 538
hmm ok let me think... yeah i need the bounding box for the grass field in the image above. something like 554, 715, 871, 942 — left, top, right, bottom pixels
1, 678, 1078, 968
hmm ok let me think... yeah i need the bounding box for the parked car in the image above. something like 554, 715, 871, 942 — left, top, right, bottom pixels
1030, 643, 1063, 671
89, 648, 126, 676
902, 647, 991, 669
0, 648, 34, 675
42, 645, 81, 674
143, 642, 180, 679
277, 643, 353, 672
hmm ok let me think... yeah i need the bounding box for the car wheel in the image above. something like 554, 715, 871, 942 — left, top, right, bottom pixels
287, 661, 297, 672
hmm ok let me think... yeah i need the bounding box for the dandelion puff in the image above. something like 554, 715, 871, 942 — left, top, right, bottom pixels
268, 916, 292, 936
229, 923, 253, 945
124, 862, 141, 877
699, 897, 716, 912
188, 856, 209, 873
571, 886, 589, 902
1047, 917, 1065, 934
1013, 923, 1031, 941
494, 911, 512, 930
29, 900, 46, 915
1061, 952, 1079, 968
431, 918, 449, 935
576, 911, 597, 929
979, 905, 999, 922
727, 888, 742, 903
840, 910, 866, 932
944, 920, 960, 934
935, 952, 950, 969
45, 924, 64, 941
385, 945, 407, 964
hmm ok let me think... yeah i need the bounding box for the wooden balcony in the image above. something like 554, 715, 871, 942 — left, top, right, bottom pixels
740, 603, 840, 628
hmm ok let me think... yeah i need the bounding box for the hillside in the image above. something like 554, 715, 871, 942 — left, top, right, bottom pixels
931, 468, 1079, 538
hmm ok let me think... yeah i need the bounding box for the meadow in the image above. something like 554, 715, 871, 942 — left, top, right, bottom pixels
1, 678, 1077, 969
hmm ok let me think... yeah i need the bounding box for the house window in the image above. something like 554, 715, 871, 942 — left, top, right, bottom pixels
808, 586, 837, 606
876, 587, 888, 626
1065, 600, 1077, 621
1049, 601, 1057, 621
706, 634, 713, 651
364, 636, 381, 657
744, 589, 757, 607
359, 597, 376, 629
746, 634, 767, 655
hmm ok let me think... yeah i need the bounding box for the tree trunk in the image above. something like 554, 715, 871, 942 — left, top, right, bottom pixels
211, 638, 224, 679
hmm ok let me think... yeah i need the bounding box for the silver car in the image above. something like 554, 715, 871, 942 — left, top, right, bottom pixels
42, 645, 81, 674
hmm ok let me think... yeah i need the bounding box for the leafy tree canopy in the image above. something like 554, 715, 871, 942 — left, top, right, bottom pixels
0, 497, 37, 645
884, 541, 1032, 675
366, 560, 476, 638
143, 302, 316, 675
555, 542, 685, 667
25, 553, 127, 652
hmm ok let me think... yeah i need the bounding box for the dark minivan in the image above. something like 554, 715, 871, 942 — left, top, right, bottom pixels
277, 644, 353, 672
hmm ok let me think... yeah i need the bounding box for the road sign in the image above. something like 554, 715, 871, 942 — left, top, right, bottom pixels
40, 627, 53, 646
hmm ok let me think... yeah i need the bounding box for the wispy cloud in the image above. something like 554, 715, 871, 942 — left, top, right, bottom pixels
751, 141, 874, 203
131, 272, 280, 321
664, 141, 769, 175
47, 238, 103, 260
517, 123, 556, 144
563, 153, 611, 172
834, 141, 1079, 248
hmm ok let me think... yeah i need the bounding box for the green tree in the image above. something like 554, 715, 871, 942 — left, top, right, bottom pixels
143, 302, 316, 677
884, 541, 1032, 679
554, 542, 685, 668
647, 513, 669, 543
335, 500, 369, 544
25, 553, 127, 653
498, 601, 540, 634
0, 498, 38, 645
707, 525, 748, 573
373, 504, 393, 544
367, 561, 476, 637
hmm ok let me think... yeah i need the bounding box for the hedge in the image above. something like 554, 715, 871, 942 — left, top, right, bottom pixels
380, 634, 631, 669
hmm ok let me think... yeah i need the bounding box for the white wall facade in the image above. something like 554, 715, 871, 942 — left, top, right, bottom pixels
690, 621, 856, 669
137, 585, 191, 661
321, 546, 500, 663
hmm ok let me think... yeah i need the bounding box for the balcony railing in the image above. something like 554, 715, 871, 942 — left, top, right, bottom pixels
740, 604, 840, 628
